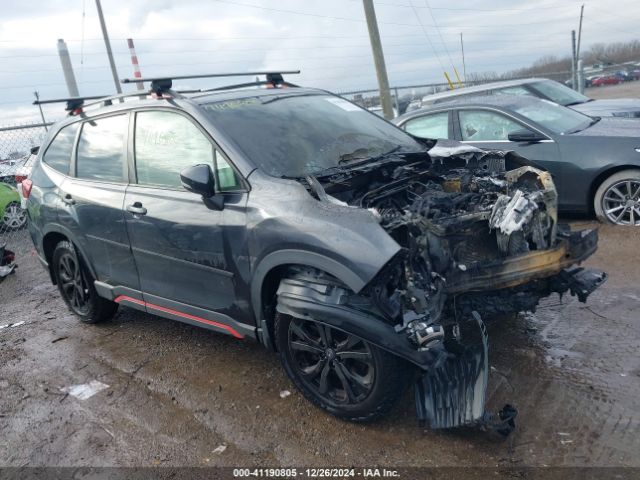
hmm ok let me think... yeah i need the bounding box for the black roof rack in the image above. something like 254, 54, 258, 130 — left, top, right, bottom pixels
33, 95, 110, 113
121, 70, 300, 95
33, 71, 301, 116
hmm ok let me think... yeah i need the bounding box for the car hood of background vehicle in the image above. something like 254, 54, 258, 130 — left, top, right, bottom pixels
569, 117, 640, 137
571, 99, 640, 118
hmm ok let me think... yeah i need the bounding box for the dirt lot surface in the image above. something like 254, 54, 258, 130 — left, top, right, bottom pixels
585, 80, 640, 99
0, 223, 638, 471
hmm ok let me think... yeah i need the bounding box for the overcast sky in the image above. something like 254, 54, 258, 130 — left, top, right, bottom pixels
1, 0, 638, 124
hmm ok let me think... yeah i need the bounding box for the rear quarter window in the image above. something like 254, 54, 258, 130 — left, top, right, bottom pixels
42, 122, 80, 175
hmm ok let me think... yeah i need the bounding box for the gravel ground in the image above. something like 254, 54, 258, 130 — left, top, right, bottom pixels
0, 223, 639, 472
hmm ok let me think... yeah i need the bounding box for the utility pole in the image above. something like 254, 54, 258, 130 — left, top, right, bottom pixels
577, 59, 585, 94
362, 0, 394, 119
57, 39, 79, 97
33, 92, 47, 130
571, 30, 578, 90
576, 4, 584, 61
460, 33, 467, 83
95, 0, 122, 95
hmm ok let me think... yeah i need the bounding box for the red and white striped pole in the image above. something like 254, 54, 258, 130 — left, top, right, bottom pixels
127, 38, 144, 91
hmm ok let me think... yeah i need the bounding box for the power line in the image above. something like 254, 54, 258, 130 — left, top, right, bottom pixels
421, 0, 457, 75
408, 0, 446, 74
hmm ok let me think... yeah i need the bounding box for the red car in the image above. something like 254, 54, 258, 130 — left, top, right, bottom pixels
591, 75, 623, 86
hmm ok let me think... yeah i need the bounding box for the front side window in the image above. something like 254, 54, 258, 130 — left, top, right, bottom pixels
403, 112, 449, 140
459, 110, 523, 141
42, 122, 80, 174
134, 110, 241, 190
76, 115, 127, 182
513, 100, 591, 134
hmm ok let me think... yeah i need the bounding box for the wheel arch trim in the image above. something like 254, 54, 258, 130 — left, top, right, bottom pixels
41, 224, 97, 282
251, 249, 368, 348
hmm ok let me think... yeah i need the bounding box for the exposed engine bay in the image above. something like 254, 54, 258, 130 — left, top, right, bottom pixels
276, 142, 606, 434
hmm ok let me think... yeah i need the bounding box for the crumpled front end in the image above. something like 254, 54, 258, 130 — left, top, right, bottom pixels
282, 144, 606, 433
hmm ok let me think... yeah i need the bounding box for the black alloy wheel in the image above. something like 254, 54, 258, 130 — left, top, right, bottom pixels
275, 313, 411, 422
57, 250, 90, 316
52, 241, 119, 323
288, 317, 375, 405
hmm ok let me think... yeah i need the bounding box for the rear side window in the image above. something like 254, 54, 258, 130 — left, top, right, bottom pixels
403, 112, 449, 139
76, 115, 128, 182
134, 110, 242, 191
42, 123, 79, 174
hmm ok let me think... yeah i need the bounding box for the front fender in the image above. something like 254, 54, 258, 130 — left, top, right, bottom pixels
275, 275, 440, 369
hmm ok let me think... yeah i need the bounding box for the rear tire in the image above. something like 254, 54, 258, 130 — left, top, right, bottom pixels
594, 169, 640, 226
52, 241, 118, 323
274, 313, 411, 422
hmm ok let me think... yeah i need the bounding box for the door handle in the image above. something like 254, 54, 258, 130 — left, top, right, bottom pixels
126, 202, 147, 215
63, 194, 75, 205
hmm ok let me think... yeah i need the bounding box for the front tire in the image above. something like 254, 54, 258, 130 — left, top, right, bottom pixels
594, 169, 640, 225
52, 241, 118, 323
275, 313, 411, 422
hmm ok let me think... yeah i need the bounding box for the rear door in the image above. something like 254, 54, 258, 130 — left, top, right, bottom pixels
57, 112, 140, 290
123, 109, 249, 316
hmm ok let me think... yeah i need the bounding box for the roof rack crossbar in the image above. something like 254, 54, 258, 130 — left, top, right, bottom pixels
33, 95, 110, 107
121, 70, 300, 84
122, 70, 300, 95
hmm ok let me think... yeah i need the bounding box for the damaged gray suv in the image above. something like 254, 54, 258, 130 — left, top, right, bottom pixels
26, 73, 606, 432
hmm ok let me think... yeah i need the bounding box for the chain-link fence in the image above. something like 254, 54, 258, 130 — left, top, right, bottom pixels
0, 122, 50, 276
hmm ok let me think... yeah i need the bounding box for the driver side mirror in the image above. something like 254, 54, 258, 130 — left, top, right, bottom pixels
508, 129, 547, 143
180, 164, 225, 210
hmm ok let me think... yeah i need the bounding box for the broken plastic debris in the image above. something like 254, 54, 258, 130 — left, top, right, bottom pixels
279, 390, 291, 399
60, 380, 109, 400
0, 321, 25, 330
212, 445, 227, 454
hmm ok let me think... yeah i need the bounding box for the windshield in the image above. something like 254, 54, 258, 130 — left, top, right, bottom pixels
513, 99, 593, 134
529, 80, 590, 106
201, 93, 422, 177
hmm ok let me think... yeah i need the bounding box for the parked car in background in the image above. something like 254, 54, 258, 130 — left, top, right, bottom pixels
420, 78, 640, 118
394, 96, 640, 225
15, 153, 36, 208
405, 99, 423, 113
0, 182, 27, 231
591, 75, 624, 87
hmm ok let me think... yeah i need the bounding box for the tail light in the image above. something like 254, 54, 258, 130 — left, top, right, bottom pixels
21, 179, 33, 199
15, 175, 27, 184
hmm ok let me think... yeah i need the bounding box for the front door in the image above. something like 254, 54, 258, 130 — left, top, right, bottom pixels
123, 109, 248, 316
